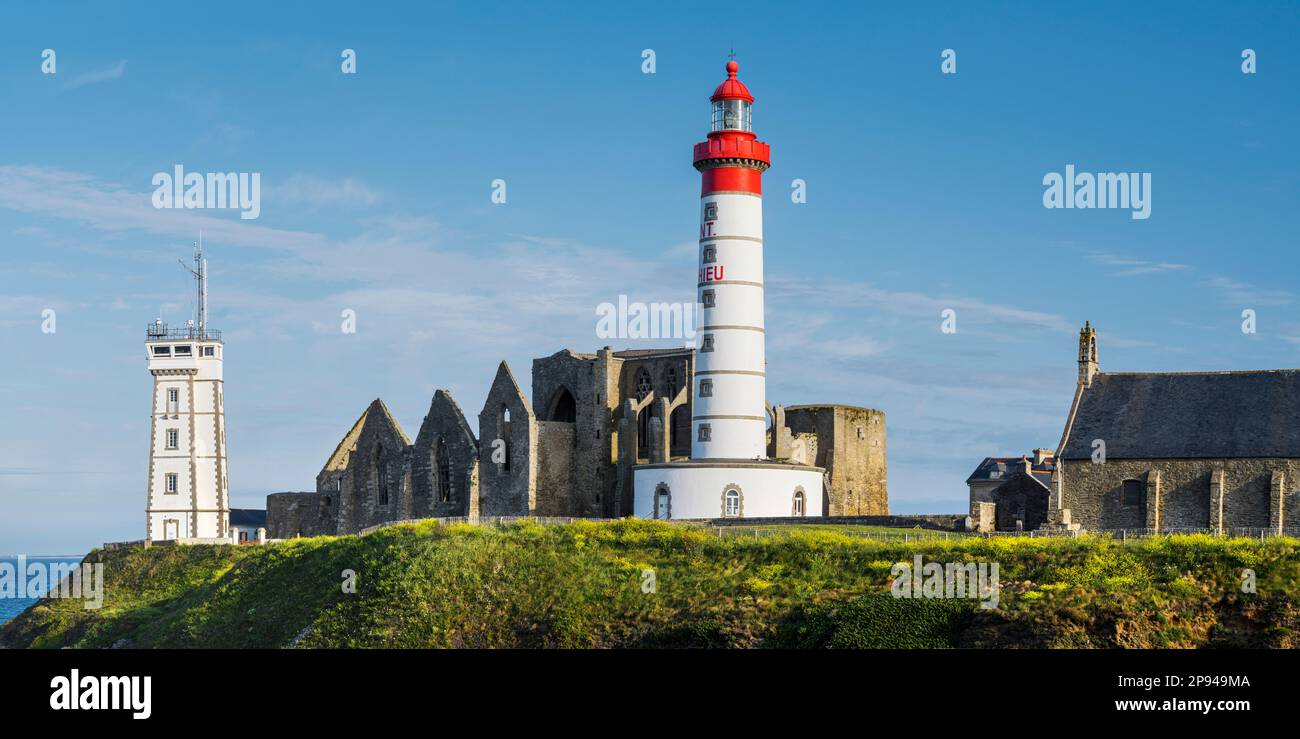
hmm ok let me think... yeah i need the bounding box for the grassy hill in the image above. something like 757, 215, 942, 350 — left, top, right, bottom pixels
4, 519, 1298, 648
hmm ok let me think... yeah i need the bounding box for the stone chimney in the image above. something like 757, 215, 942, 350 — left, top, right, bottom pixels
1032, 448, 1053, 466
1078, 321, 1098, 387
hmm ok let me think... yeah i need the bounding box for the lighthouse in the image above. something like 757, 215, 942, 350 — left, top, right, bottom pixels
144, 240, 230, 541
634, 59, 825, 519
692, 59, 770, 460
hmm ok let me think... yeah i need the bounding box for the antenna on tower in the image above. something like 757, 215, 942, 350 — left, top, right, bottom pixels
178, 230, 207, 338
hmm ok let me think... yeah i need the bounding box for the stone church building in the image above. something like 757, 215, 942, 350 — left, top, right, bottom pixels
1042, 323, 1300, 533
267, 346, 887, 538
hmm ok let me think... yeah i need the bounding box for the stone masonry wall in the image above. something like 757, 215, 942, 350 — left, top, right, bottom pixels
531, 350, 613, 518
1061, 457, 1300, 531
478, 363, 537, 517
535, 421, 576, 516
266, 492, 328, 539
337, 407, 410, 534
409, 390, 478, 519
784, 405, 887, 516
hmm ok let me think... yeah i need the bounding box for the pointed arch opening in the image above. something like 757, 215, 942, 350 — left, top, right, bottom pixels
634, 367, 653, 460
499, 406, 512, 472
435, 437, 452, 502
670, 405, 690, 457
375, 445, 389, 506
547, 386, 577, 423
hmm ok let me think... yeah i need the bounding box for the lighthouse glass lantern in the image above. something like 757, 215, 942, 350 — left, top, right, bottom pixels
711, 98, 752, 132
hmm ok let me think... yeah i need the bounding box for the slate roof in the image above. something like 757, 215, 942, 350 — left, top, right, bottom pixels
1060, 370, 1300, 460
966, 456, 1054, 485
229, 509, 267, 527
612, 347, 694, 359
321, 406, 372, 472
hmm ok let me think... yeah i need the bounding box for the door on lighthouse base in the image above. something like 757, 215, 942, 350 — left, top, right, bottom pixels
163, 519, 179, 540
656, 489, 670, 520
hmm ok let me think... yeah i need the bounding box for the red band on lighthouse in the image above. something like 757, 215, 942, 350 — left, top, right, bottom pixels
701, 167, 763, 195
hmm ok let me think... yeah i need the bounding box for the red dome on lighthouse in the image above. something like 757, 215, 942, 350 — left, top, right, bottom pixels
710, 60, 754, 103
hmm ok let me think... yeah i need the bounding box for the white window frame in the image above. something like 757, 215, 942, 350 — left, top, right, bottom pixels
165, 473, 178, 494
723, 487, 741, 517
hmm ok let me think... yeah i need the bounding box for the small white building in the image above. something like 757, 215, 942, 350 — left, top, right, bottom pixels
144, 243, 230, 541
228, 509, 266, 543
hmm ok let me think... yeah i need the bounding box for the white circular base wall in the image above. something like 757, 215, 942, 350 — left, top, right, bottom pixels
633, 460, 824, 520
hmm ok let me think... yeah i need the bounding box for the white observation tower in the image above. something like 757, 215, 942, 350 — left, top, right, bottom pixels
144, 238, 230, 541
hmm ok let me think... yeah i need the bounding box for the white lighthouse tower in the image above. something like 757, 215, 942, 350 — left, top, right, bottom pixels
634, 60, 825, 519
692, 59, 769, 460
144, 240, 230, 541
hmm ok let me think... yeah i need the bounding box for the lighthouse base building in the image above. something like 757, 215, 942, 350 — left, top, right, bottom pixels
633, 461, 825, 520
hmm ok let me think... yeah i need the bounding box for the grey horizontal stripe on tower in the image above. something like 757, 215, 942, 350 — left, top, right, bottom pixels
695, 369, 766, 377
698, 280, 763, 288
702, 190, 762, 198
700, 325, 765, 333
692, 414, 767, 421
699, 235, 763, 244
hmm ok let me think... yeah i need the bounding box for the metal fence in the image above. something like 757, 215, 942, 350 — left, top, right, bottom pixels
707, 526, 962, 542
973, 526, 1300, 540
358, 516, 617, 535
709, 525, 1300, 542
357, 517, 1300, 542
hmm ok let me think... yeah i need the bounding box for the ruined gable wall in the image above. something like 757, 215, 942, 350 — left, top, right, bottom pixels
410, 391, 479, 519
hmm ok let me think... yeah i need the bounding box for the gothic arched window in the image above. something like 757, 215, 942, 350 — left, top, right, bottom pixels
499, 406, 512, 472
376, 447, 389, 506
635, 367, 653, 460
435, 438, 451, 502
664, 366, 681, 398
635, 367, 653, 399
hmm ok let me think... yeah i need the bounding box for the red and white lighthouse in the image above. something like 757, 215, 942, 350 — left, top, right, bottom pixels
634, 60, 825, 520
692, 60, 771, 460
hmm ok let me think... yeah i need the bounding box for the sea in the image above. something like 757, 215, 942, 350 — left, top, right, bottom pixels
0, 556, 87, 625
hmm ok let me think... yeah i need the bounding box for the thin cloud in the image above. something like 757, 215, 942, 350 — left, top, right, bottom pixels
0, 165, 320, 251
269, 174, 380, 209
1205, 276, 1294, 307
64, 60, 127, 90
1087, 253, 1190, 277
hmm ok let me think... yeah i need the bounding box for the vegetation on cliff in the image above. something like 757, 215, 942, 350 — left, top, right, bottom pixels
3, 519, 1297, 648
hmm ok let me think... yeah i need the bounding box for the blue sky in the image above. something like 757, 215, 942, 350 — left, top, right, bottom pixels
1, 1, 1297, 554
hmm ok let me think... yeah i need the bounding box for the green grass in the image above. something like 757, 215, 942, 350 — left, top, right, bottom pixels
3, 520, 1298, 648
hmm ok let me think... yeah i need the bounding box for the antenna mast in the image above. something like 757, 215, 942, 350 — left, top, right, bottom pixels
178, 231, 207, 338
